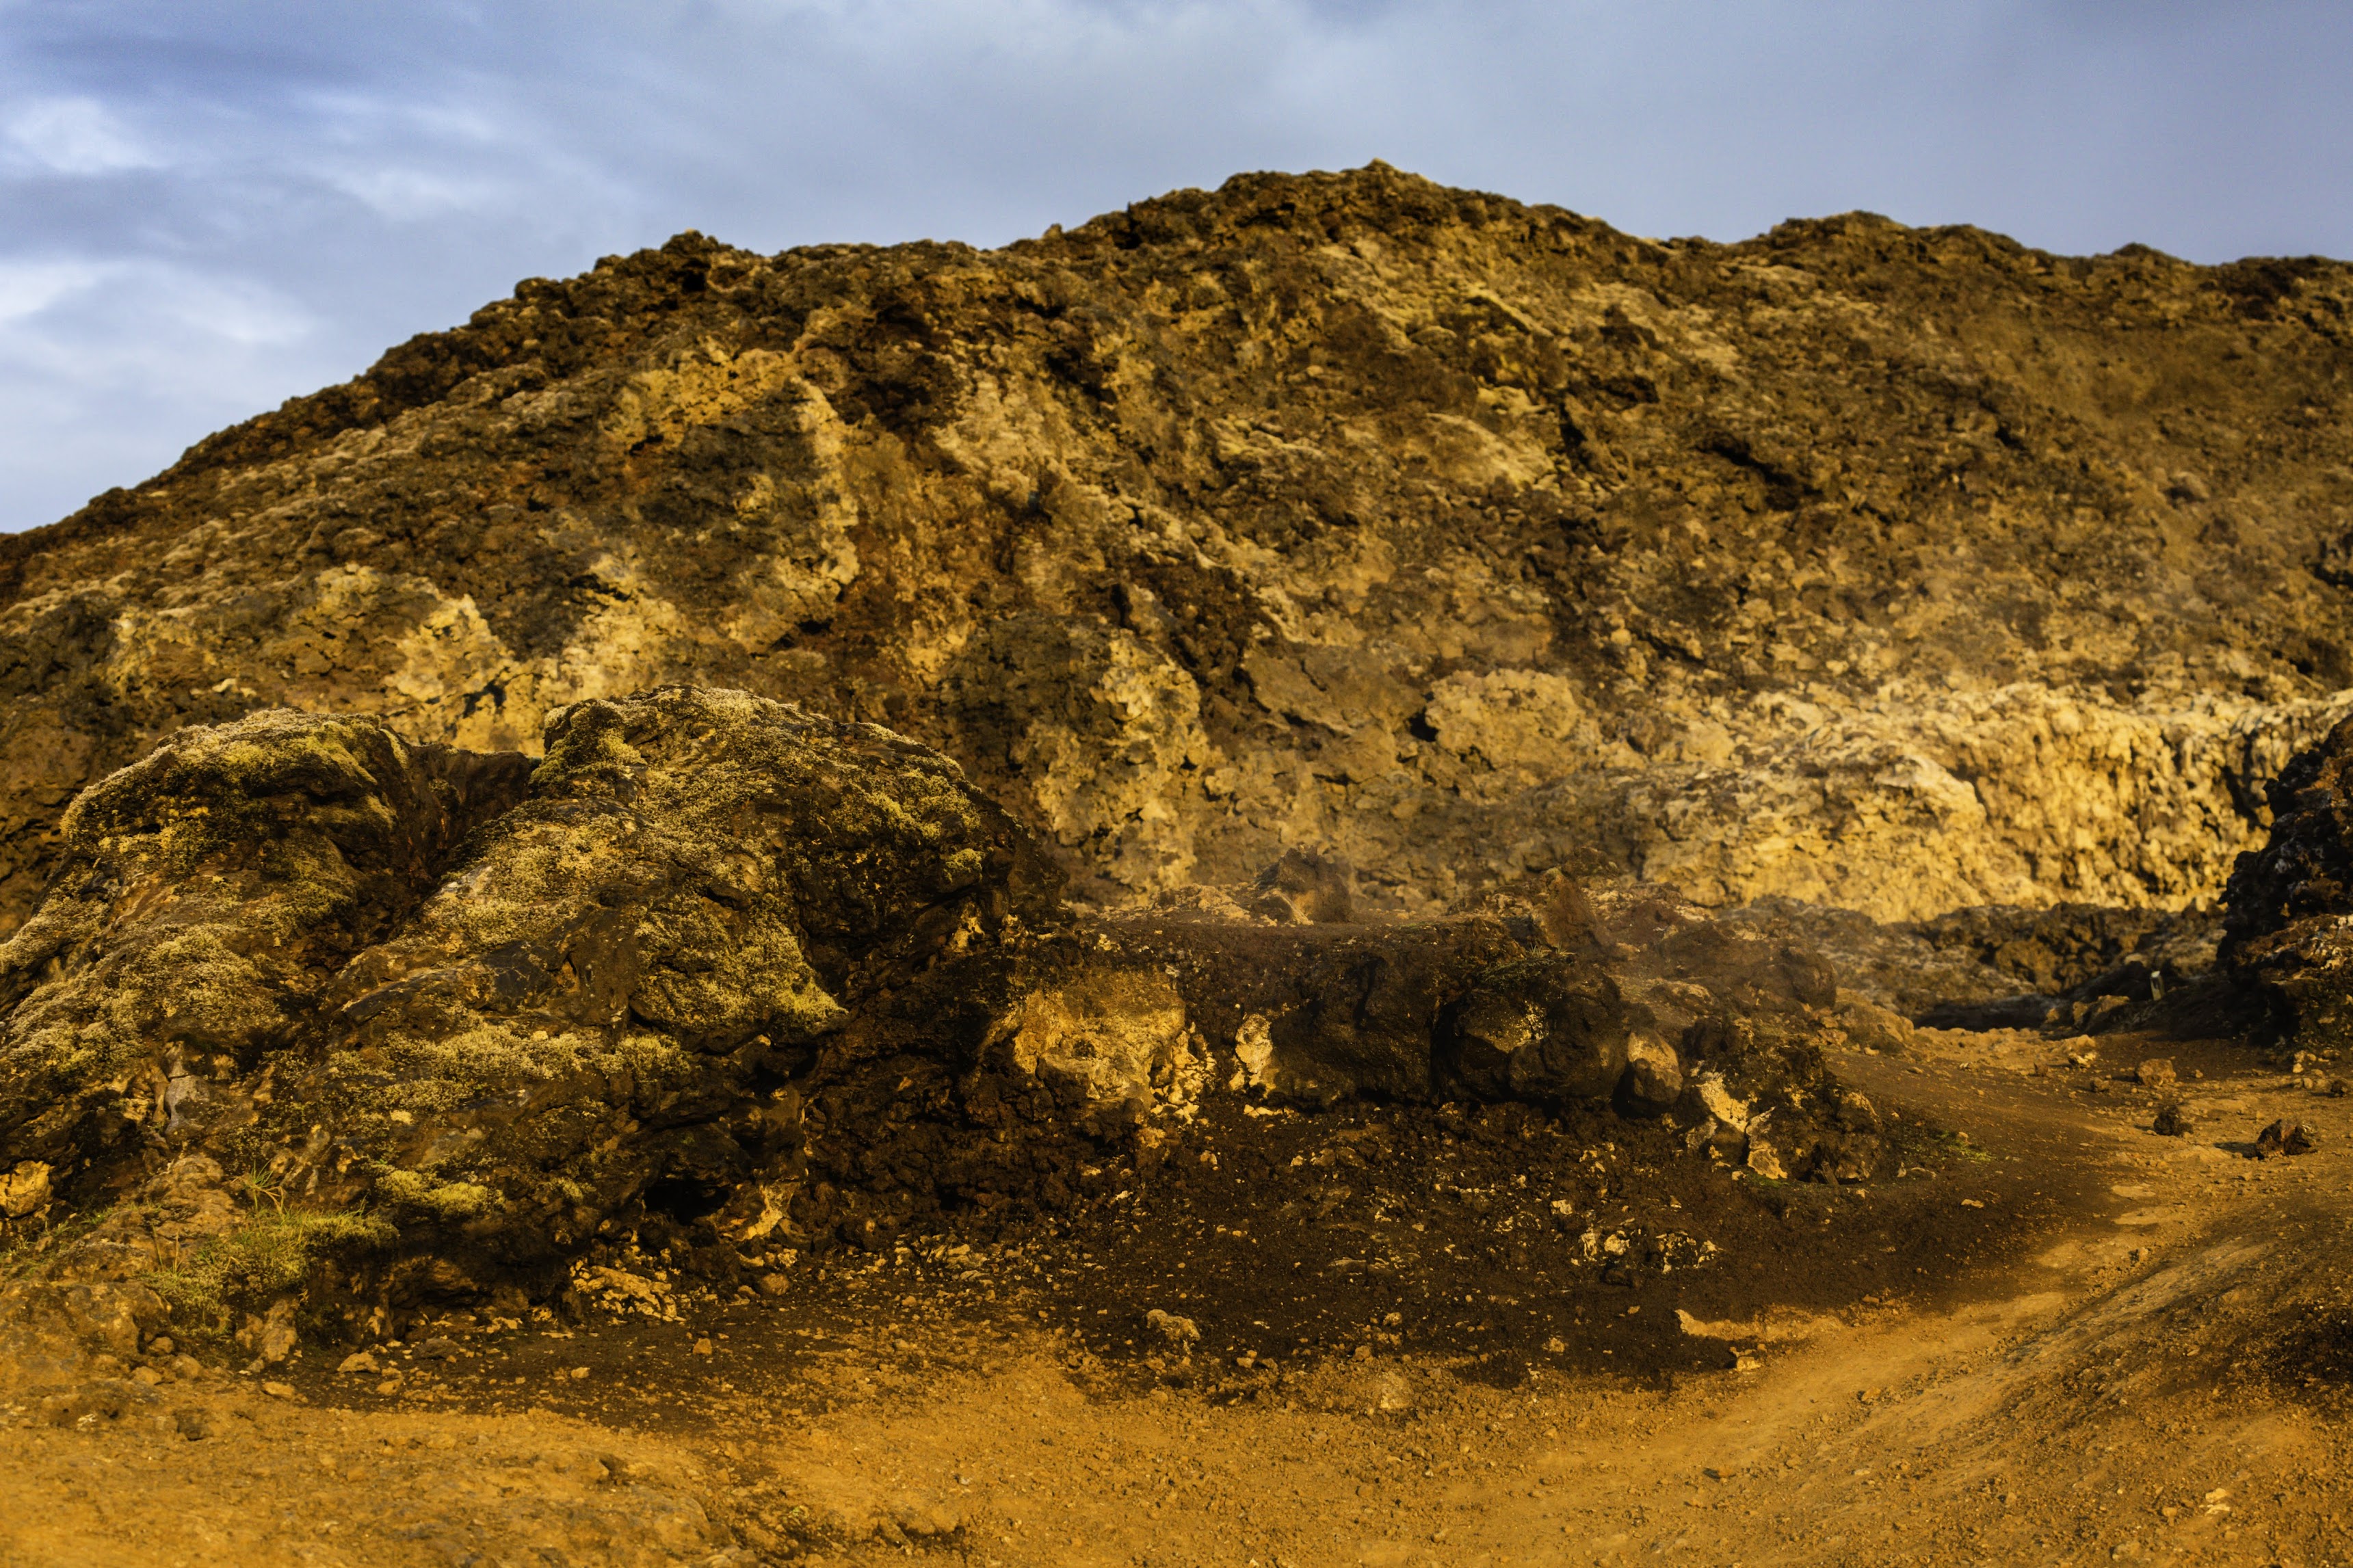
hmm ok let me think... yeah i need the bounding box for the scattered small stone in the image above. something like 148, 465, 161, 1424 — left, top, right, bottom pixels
337, 1351, 381, 1377
261, 1381, 297, 1400
569, 1366, 592, 1380
2134, 1058, 2177, 1088
2331, 1078, 2350, 1099
2152, 1103, 2190, 1137
890, 1498, 964, 1538
1543, 1336, 1567, 1354
145, 1336, 175, 1357
757, 1274, 790, 1298
131, 1366, 163, 1387
2256, 1119, 2315, 1158
1144, 1309, 1200, 1346
172, 1407, 210, 1441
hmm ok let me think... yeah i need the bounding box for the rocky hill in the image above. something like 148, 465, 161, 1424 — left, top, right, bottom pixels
5, 161, 2352, 934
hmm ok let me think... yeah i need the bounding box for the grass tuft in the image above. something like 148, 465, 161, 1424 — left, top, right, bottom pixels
149, 1205, 395, 1336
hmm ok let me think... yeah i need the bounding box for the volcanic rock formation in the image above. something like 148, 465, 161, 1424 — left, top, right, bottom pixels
10, 161, 2353, 1345
2, 163, 2352, 938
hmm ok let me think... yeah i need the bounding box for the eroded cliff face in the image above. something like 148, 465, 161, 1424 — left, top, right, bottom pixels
5, 163, 2353, 929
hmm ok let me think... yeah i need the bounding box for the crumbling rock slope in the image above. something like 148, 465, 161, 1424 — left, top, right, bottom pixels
3, 165, 2352, 931
0, 690, 1073, 1285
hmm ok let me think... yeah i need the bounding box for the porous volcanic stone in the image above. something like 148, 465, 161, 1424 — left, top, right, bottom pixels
0, 690, 1088, 1293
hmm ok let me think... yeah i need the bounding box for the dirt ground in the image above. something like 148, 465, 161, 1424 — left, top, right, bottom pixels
7, 1026, 2352, 1568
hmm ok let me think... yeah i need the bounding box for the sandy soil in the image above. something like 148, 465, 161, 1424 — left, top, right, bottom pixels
7, 1028, 2351, 1568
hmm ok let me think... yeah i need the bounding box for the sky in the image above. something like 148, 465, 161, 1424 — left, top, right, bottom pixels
3, 1, 2350, 533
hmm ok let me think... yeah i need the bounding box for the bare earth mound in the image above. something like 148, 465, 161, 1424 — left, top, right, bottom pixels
6, 164, 2353, 1566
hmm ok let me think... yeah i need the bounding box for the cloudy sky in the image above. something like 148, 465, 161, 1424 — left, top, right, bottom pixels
3, 1, 2349, 532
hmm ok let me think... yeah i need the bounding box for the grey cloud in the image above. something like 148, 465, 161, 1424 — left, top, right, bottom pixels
2, 0, 2349, 529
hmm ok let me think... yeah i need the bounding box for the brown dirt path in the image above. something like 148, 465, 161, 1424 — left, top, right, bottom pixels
8, 1031, 2352, 1568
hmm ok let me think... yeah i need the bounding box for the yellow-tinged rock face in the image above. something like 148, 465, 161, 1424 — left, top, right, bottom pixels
0, 1158, 49, 1219
995, 969, 1196, 1124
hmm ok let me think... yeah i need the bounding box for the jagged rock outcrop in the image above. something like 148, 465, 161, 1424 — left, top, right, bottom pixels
2, 164, 2351, 933
2223, 715, 2353, 1046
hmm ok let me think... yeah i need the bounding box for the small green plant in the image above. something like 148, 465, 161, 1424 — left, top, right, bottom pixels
234, 1167, 289, 1213
148, 1205, 395, 1339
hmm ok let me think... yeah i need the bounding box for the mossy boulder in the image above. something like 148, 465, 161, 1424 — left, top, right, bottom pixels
0, 688, 1078, 1299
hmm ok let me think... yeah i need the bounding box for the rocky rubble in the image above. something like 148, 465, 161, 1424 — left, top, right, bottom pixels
0, 691, 1888, 1361
1741, 894, 2223, 1025
1, 165, 2351, 935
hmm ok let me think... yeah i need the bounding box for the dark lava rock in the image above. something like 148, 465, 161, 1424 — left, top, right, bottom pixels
1739, 895, 2222, 1024
2224, 715, 2353, 1048
2152, 1102, 2190, 1137
2256, 1119, 2315, 1158
1444, 953, 1633, 1103
1246, 849, 1356, 925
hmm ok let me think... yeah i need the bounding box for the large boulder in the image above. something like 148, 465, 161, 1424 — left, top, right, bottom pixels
1444, 954, 1633, 1104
